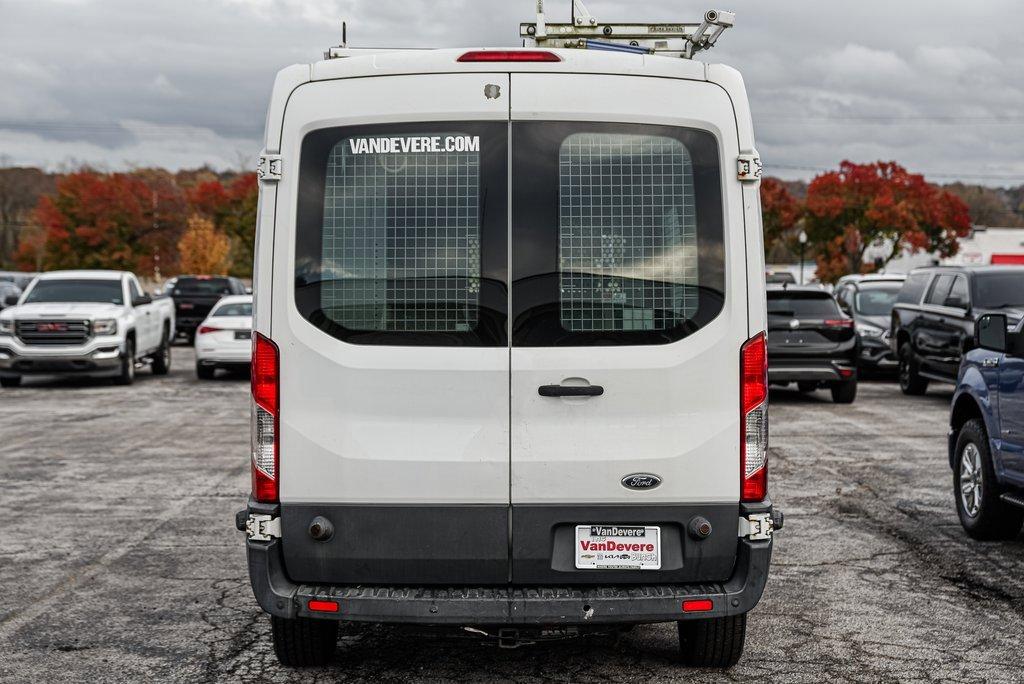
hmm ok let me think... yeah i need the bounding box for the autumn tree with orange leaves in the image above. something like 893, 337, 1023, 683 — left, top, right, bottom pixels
177, 215, 231, 274
804, 161, 971, 283
760, 177, 802, 261
186, 174, 258, 276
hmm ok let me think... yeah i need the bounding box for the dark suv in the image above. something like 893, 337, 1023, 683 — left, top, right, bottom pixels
766, 285, 859, 403
891, 266, 1024, 395
170, 275, 248, 342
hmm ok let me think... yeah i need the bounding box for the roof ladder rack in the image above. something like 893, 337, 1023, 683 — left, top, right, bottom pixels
521, 0, 735, 59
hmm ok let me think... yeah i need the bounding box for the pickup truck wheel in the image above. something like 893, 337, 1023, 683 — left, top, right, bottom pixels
830, 379, 857, 404
114, 339, 135, 386
677, 613, 746, 668
0, 375, 21, 388
151, 328, 171, 375
898, 345, 928, 395
195, 362, 216, 380
954, 419, 1023, 540
271, 616, 338, 667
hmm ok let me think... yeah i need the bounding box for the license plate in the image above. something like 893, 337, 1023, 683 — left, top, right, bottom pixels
575, 525, 661, 570
235, 330, 252, 340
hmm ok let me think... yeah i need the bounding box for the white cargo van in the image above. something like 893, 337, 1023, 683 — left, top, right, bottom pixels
238, 4, 779, 668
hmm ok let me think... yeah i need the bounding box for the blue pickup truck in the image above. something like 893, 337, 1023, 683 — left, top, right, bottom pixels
949, 313, 1024, 539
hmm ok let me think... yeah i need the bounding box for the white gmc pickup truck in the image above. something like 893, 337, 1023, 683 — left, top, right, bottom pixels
0, 270, 175, 387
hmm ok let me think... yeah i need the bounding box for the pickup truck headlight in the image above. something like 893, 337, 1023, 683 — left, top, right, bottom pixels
92, 319, 117, 335
855, 323, 884, 338
0, 319, 11, 335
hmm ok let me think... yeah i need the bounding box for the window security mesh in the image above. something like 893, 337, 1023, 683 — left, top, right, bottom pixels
558, 133, 697, 332
320, 136, 481, 332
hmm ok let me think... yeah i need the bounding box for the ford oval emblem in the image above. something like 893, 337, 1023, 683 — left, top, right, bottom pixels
621, 473, 662, 490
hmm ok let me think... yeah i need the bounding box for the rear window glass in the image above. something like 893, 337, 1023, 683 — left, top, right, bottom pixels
558, 133, 697, 332
174, 278, 232, 296
767, 293, 840, 317
212, 302, 253, 317
974, 272, 1024, 309
854, 285, 901, 316
294, 122, 508, 347
24, 279, 123, 305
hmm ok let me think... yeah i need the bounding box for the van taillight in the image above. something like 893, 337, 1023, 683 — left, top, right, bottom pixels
251, 333, 279, 503
740, 332, 768, 502
457, 50, 561, 62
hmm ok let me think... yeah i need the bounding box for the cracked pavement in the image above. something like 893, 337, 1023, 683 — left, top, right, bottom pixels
1, 348, 1023, 682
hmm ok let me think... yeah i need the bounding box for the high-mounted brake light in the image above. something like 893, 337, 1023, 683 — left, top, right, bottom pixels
740, 332, 768, 502
251, 333, 279, 503
457, 50, 561, 63
197, 325, 220, 335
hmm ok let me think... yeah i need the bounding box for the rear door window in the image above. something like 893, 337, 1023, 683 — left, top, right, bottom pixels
925, 274, 954, 306
295, 122, 508, 346
511, 122, 724, 346
174, 277, 233, 296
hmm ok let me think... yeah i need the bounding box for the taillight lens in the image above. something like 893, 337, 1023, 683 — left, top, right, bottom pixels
824, 319, 854, 328
741, 332, 768, 502
457, 50, 561, 62
251, 333, 279, 503
197, 325, 220, 335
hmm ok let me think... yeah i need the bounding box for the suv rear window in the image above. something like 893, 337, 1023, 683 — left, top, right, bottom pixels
174, 277, 232, 296
767, 292, 840, 318
974, 271, 1024, 309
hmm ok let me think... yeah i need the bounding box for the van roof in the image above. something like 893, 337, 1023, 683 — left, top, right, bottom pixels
308, 47, 713, 83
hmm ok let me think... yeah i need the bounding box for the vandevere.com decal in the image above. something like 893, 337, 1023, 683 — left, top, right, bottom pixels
348, 135, 481, 154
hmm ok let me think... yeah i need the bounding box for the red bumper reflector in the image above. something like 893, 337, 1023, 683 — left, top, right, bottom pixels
457, 50, 561, 62
682, 599, 714, 613
308, 600, 339, 613
838, 367, 854, 378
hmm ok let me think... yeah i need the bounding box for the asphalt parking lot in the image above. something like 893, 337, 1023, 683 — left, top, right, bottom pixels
2, 348, 1024, 683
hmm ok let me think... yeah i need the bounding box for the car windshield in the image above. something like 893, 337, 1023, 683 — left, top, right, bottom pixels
23, 279, 123, 305
854, 285, 901, 316
212, 302, 252, 317
173, 277, 232, 296
974, 272, 1024, 309
767, 293, 840, 318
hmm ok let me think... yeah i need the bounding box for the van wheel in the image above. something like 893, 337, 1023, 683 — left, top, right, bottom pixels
954, 419, 1023, 540
677, 613, 746, 668
898, 345, 928, 395
0, 375, 21, 388
271, 616, 338, 667
114, 338, 135, 386
151, 327, 171, 375
830, 379, 857, 404
196, 363, 216, 380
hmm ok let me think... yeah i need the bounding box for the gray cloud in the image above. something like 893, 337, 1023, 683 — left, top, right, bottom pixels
0, 0, 1021, 184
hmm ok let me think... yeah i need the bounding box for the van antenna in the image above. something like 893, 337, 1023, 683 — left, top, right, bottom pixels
523, 0, 735, 59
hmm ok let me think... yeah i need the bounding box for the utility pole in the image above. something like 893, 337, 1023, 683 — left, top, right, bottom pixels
798, 230, 808, 284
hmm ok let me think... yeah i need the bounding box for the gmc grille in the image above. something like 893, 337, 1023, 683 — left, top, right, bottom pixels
16, 320, 92, 346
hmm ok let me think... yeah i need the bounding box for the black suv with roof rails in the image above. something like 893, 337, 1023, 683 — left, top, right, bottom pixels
891, 265, 1024, 395
766, 284, 859, 403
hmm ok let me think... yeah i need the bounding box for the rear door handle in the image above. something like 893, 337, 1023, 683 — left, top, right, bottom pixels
538, 385, 604, 397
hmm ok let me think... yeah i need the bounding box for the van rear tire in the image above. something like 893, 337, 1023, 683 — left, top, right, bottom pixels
271, 615, 338, 667
677, 613, 746, 668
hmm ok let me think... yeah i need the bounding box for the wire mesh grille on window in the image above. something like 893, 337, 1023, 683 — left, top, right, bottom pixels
320, 136, 481, 332
559, 133, 697, 332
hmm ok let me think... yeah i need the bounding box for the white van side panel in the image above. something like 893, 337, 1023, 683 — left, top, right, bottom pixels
509, 74, 746, 504
273, 74, 511, 505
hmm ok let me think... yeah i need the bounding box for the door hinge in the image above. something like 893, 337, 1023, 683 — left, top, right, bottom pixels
257, 153, 282, 182
738, 512, 773, 541
737, 153, 762, 183
246, 514, 282, 541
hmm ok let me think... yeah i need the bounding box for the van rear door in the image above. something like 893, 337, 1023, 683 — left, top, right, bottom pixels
273, 74, 510, 584
508, 74, 750, 584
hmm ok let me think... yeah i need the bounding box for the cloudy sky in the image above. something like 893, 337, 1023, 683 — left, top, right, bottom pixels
1, 0, 1022, 185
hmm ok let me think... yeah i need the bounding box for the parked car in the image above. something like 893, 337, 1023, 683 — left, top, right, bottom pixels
194, 295, 253, 379
236, 28, 781, 670
766, 285, 858, 403
891, 265, 1024, 395
834, 274, 906, 372
0, 270, 175, 387
0, 282, 22, 311
170, 275, 248, 342
765, 269, 796, 285
949, 313, 1024, 539
0, 271, 39, 290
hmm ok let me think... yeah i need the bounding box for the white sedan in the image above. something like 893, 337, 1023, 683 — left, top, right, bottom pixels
194, 294, 252, 379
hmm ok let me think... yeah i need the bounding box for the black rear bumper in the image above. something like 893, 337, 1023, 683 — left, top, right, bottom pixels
244, 501, 775, 626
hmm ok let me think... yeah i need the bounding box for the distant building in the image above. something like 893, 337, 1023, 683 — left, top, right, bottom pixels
943, 226, 1024, 266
